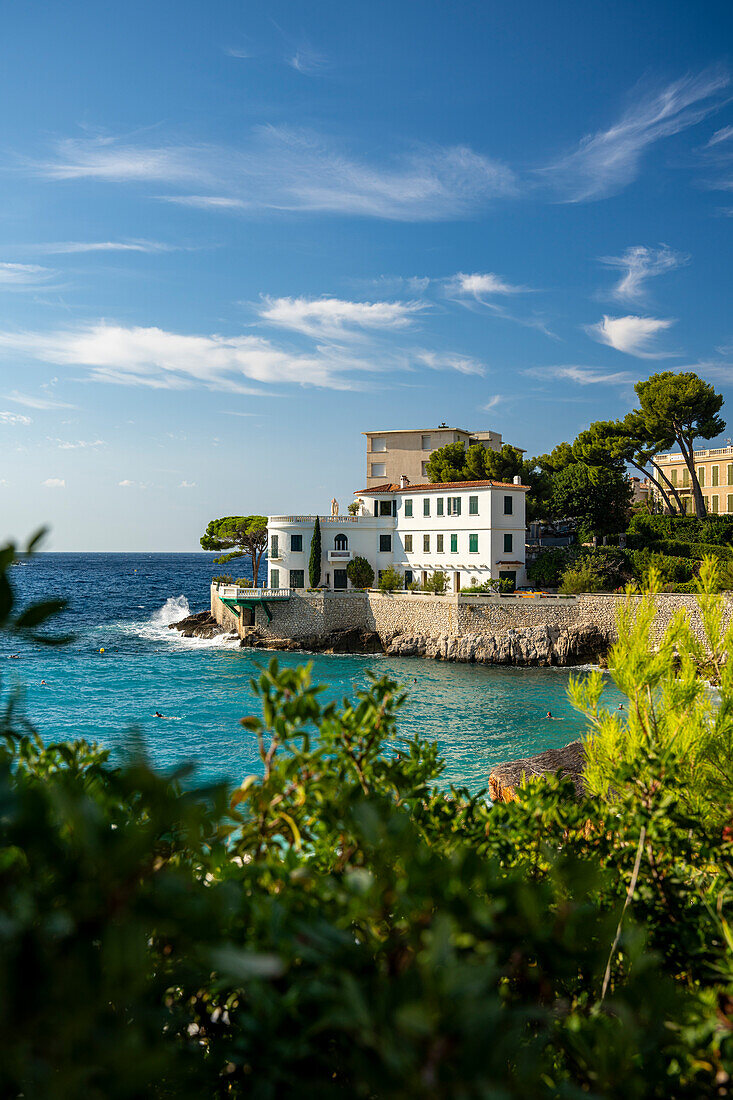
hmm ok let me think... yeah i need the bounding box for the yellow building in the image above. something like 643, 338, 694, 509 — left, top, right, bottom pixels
654, 444, 733, 514
363, 425, 506, 489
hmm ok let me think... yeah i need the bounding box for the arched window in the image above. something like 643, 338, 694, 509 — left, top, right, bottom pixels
334, 533, 348, 551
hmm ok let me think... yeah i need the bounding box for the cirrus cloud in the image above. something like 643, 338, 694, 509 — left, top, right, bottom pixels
586, 314, 677, 358
258, 295, 425, 338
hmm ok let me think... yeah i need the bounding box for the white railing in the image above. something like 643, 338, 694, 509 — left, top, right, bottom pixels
658, 446, 733, 462
217, 585, 293, 599
268, 514, 385, 524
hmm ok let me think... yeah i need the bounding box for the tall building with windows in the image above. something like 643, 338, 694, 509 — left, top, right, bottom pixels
363, 425, 505, 488
268, 477, 528, 593
653, 443, 733, 514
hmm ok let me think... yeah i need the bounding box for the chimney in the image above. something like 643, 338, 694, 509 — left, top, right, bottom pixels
513, 475, 521, 485
399, 474, 410, 489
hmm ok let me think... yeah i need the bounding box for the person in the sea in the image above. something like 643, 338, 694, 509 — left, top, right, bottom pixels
546, 711, 564, 720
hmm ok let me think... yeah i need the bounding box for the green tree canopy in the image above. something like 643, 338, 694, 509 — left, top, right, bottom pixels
201, 515, 267, 585
634, 371, 725, 517
425, 442, 551, 521
346, 555, 375, 589
548, 462, 633, 541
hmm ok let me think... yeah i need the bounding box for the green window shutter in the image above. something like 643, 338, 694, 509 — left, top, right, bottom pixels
670, 468, 677, 485
436, 534, 443, 553
450, 533, 458, 553
404, 534, 412, 552
423, 498, 430, 516
728, 494, 733, 513
697, 467, 705, 487
423, 534, 430, 552
713, 466, 719, 486
712, 495, 719, 513
437, 498, 444, 516
271, 568, 279, 588
469, 533, 478, 553
503, 533, 512, 553
405, 499, 413, 517
503, 495, 513, 515
469, 495, 478, 515
728, 465, 733, 486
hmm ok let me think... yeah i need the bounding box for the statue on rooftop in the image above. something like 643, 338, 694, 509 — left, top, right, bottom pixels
330, 498, 339, 516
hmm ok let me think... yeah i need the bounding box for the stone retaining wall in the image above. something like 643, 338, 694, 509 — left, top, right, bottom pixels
211, 586, 733, 653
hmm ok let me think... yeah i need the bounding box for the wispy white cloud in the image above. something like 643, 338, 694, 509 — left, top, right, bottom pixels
600, 244, 689, 303
0, 322, 392, 393
225, 45, 254, 60
707, 125, 733, 147
179, 480, 196, 488
0, 410, 32, 424
448, 272, 526, 298
258, 295, 425, 338
541, 69, 729, 201
413, 350, 485, 376
42, 478, 65, 489
118, 479, 135, 487
288, 45, 327, 75
51, 438, 105, 450
4, 390, 75, 410
525, 365, 636, 385
36, 239, 175, 254
481, 394, 505, 411
0, 261, 53, 288
37, 129, 517, 221
586, 314, 676, 358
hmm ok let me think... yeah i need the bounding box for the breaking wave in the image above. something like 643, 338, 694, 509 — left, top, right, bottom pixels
132, 596, 239, 649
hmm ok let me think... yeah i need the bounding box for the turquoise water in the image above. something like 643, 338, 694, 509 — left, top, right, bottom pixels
5, 554, 626, 792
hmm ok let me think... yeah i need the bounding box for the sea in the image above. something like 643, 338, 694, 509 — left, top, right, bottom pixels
3, 553, 626, 793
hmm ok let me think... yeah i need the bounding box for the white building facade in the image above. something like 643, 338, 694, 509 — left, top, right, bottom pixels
268, 478, 528, 592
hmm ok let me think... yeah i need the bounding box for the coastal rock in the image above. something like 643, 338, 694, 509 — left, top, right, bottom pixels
170, 610, 232, 640
488, 740, 586, 802
384, 621, 611, 667
238, 627, 384, 654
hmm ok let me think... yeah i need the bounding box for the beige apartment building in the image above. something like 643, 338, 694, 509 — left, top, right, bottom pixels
654, 443, 733, 514
364, 425, 504, 488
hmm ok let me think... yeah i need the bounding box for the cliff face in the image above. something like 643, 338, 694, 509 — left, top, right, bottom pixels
384, 621, 611, 667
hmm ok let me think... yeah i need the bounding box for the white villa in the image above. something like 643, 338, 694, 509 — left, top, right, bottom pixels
268, 476, 528, 593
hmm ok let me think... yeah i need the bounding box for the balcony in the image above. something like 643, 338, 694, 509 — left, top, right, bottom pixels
327, 550, 353, 562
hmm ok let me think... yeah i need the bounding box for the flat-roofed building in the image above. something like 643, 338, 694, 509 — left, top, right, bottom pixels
363, 425, 505, 488
653, 444, 733, 514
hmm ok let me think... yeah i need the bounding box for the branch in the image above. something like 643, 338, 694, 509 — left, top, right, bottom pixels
600, 825, 646, 1004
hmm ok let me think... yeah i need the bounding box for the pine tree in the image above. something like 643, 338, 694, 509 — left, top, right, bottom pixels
309, 515, 322, 587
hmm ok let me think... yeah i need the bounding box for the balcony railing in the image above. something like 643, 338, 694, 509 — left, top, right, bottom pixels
327, 550, 353, 562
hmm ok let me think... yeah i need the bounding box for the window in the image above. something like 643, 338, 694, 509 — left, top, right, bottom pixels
683, 468, 690, 487
290, 534, 303, 552
270, 534, 279, 558
379, 534, 392, 552
437, 497, 444, 516
469, 534, 478, 554
697, 467, 705, 487
405, 570, 413, 585
712, 495, 719, 514
450, 533, 458, 553
423, 534, 430, 553
728, 494, 733, 514
447, 497, 461, 516
371, 462, 386, 478
379, 499, 393, 516
713, 465, 719, 486
670, 468, 678, 485
469, 495, 478, 515
728, 465, 733, 486
503, 495, 513, 515
504, 533, 513, 553
371, 437, 387, 452
334, 533, 348, 551
404, 534, 413, 553
421, 461, 429, 477
436, 534, 444, 553
423, 497, 430, 516
421, 434, 432, 450
289, 569, 304, 589
404, 498, 413, 517
270, 568, 280, 588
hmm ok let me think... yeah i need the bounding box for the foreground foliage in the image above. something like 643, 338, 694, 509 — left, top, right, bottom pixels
1, 542, 733, 1097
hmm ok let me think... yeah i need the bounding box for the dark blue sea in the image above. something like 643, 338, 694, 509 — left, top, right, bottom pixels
3, 554, 624, 792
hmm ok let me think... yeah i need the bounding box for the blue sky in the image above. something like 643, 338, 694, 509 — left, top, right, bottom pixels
1, 0, 732, 550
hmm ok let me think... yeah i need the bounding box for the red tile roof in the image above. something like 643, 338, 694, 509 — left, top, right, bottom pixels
356, 479, 530, 494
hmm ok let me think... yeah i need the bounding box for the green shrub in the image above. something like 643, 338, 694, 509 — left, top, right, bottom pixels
234, 576, 252, 587
558, 557, 605, 594
211, 573, 233, 584
527, 547, 575, 587
377, 565, 403, 592
422, 570, 449, 594
346, 555, 375, 589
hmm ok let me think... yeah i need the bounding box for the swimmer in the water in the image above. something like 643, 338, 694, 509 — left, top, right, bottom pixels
8, 654, 19, 659
41, 680, 47, 686
618, 703, 624, 710
154, 711, 164, 718
413, 678, 417, 683
546, 711, 563, 720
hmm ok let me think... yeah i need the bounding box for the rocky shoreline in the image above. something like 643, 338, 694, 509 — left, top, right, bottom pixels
488, 740, 586, 802
171, 611, 612, 666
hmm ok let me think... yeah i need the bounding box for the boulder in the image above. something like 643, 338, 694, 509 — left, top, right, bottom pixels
488, 740, 586, 803
385, 622, 612, 666
170, 611, 230, 640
